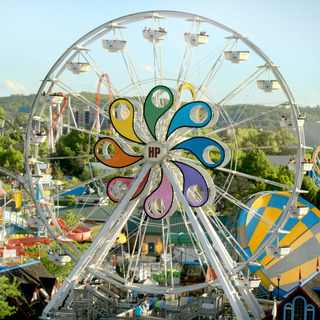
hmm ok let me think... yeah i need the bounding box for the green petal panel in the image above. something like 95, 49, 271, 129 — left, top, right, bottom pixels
143, 85, 174, 140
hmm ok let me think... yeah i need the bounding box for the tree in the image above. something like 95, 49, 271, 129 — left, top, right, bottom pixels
0, 276, 21, 318
237, 149, 278, 189
54, 130, 96, 178
0, 140, 24, 172
302, 176, 319, 207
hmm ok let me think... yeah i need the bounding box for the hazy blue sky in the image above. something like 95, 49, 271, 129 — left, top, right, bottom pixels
0, 0, 319, 105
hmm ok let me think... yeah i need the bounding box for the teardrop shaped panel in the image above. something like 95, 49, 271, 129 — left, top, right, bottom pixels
144, 170, 174, 220
173, 161, 209, 207
107, 171, 150, 202
94, 137, 143, 168
109, 98, 144, 144
172, 137, 226, 169
166, 101, 212, 139
144, 85, 174, 140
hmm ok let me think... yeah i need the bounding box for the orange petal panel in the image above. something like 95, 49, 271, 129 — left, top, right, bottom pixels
94, 137, 143, 168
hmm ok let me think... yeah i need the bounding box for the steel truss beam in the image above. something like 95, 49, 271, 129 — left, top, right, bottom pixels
42, 163, 152, 317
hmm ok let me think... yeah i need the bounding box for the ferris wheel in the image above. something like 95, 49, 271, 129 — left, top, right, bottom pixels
25, 10, 306, 320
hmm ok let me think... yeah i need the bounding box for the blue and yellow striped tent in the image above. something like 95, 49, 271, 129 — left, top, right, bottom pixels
237, 191, 320, 296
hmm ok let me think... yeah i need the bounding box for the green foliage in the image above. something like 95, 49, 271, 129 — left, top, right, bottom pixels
232, 127, 297, 155
0, 276, 21, 318
57, 195, 77, 206
302, 176, 320, 207
41, 257, 74, 283
53, 130, 96, 179
152, 269, 181, 284
63, 210, 80, 228
0, 138, 24, 172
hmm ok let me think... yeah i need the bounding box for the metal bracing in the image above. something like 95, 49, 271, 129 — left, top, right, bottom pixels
196, 207, 264, 319
163, 163, 251, 320
217, 67, 266, 106
91, 267, 213, 295
214, 185, 274, 228
197, 38, 236, 96
42, 163, 151, 317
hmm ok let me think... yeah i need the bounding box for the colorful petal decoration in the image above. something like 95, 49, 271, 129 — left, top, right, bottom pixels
166, 101, 212, 139
143, 85, 174, 140
94, 84, 230, 219
109, 98, 144, 144
143, 171, 174, 220
173, 161, 209, 207
172, 137, 226, 169
94, 137, 143, 168
107, 171, 150, 202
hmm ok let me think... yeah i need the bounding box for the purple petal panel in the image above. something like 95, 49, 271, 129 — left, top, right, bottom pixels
174, 161, 209, 207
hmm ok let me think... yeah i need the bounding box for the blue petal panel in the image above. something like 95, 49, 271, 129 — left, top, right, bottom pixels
172, 137, 225, 169
166, 101, 212, 139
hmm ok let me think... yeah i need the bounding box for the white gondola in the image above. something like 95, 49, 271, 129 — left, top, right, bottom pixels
102, 39, 127, 52
49, 93, 65, 104
266, 245, 290, 258
292, 205, 309, 219
248, 276, 261, 288
184, 32, 208, 47
297, 113, 306, 127
143, 27, 167, 43
256, 80, 281, 92
279, 115, 292, 128
48, 251, 71, 266
67, 62, 91, 74
302, 161, 314, 173
288, 158, 296, 172
224, 51, 249, 63
31, 131, 47, 144
31, 116, 47, 144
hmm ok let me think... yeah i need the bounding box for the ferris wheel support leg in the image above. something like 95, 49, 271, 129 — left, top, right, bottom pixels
196, 207, 264, 319
163, 164, 251, 320
42, 163, 152, 318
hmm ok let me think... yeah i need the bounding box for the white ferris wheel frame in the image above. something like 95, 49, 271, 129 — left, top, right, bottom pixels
23, 10, 306, 320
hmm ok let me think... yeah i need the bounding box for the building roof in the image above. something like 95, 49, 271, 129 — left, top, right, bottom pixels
279, 272, 320, 310
300, 270, 320, 307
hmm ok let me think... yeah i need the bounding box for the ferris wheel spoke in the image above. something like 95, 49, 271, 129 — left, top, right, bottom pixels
120, 50, 145, 105
176, 42, 192, 87
179, 205, 208, 277
214, 185, 274, 227
217, 67, 266, 106
81, 51, 118, 95
210, 212, 248, 260
60, 124, 105, 138
44, 154, 93, 160
216, 166, 293, 190
125, 213, 148, 283
129, 217, 150, 284
212, 107, 275, 134
197, 38, 236, 96
53, 171, 117, 199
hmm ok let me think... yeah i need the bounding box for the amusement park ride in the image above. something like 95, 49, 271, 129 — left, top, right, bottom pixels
1, 10, 319, 320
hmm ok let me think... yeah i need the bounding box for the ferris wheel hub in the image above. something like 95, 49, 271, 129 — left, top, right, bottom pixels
144, 142, 167, 163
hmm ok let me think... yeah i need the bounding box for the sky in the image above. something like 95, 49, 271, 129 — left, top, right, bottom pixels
0, 0, 319, 106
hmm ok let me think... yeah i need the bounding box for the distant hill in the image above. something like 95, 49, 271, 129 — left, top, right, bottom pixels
0, 93, 319, 146
0, 94, 34, 116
